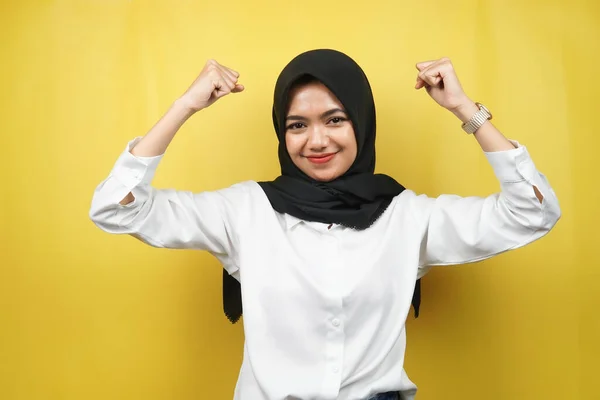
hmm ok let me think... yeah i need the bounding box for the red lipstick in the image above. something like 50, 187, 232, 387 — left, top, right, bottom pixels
306, 153, 336, 164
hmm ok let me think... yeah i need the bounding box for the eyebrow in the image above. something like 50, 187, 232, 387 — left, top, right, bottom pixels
286, 108, 347, 122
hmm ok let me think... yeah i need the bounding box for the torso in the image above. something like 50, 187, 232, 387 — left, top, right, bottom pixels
230, 181, 424, 400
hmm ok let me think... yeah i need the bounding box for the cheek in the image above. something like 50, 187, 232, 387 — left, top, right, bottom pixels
337, 129, 357, 171
340, 128, 358, 156
285, 134, 304, 156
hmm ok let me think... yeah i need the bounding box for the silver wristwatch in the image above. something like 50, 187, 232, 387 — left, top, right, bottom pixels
461, 102, 492, 134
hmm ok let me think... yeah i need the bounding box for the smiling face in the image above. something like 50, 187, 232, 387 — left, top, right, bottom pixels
284, 80, 358, 182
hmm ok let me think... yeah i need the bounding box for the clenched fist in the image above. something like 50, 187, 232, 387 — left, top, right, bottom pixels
179, 59, 244, 112
414, 57, 472, 113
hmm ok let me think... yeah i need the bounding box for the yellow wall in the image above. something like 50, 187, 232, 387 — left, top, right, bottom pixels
1, 0, 598, 399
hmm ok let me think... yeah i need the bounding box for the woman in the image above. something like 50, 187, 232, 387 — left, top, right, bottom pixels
89, 49, 560, 400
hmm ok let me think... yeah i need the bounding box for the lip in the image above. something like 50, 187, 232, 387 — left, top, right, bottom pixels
306, 152, 336, 164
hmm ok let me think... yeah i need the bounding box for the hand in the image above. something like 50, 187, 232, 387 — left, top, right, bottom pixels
414, 57, 474, 115
179, 59, 244, 113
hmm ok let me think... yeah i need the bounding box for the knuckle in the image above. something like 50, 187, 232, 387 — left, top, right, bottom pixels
222, 78, 233, 89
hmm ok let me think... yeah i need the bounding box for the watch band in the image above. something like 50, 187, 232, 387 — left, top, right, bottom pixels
461, 102, 492, 134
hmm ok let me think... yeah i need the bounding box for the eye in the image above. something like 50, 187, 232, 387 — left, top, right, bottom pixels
328, 116, 347, 124
286, 122, 306, 131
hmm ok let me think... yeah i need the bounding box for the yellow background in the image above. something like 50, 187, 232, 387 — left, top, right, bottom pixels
1, 0, 598, 399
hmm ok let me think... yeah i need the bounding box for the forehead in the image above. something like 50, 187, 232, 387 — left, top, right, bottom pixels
287, 81, 344, 114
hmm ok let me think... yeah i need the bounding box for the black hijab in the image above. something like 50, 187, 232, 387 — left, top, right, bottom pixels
222, 49, 421, 323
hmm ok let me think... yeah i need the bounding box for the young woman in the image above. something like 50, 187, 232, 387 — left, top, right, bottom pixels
89, 49, 560, 400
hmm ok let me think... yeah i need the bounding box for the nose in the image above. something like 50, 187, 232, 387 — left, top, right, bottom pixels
307, 125, 329, 150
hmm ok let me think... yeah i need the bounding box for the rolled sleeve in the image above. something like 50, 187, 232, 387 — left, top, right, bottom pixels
484, 140, 527, 182
89, 138, 249, 276
416, 140, 561, 271
486, 140, 561, 230
108, 137, 163, 200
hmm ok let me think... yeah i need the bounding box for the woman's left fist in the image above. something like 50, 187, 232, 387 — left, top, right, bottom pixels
415, 57, 473, 113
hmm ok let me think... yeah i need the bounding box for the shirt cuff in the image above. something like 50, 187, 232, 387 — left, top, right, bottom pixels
109, 137, 164, 189
484, 140, 534, 183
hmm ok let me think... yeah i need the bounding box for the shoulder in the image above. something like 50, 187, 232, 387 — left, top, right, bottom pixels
388, 188, 436, 223
214, 180, 259, 195
210, 180, 271, 210
210, 181, 282, 233
218, 180, 265, 198
391, 189, 433, 208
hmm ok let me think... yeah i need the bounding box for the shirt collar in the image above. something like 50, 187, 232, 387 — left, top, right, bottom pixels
283, 213, 341, 232
283, 213, 304, 230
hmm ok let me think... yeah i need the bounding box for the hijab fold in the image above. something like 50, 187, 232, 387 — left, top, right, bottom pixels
222, 49, 421, 324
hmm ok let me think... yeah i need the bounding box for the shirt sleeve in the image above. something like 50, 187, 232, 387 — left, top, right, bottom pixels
415, 140, 561, 278
88, 137, 247, 275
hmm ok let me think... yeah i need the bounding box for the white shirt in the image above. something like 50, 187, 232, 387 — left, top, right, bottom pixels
89, 137, 560, 400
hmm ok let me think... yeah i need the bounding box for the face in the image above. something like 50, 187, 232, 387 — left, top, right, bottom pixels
285, 81, 358, 182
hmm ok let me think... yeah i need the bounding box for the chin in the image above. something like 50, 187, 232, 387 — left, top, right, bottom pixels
308, 169, 341, 182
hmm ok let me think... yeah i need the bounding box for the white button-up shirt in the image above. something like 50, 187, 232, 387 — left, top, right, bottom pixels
89, 138, 560, 400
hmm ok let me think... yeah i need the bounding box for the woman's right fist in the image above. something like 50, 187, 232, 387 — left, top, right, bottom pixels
179, 59, 244, 112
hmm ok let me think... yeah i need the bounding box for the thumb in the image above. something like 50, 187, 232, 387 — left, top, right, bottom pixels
231, 84, 245, 93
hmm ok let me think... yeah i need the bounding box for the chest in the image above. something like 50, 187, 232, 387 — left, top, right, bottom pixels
236, 203, 423, 313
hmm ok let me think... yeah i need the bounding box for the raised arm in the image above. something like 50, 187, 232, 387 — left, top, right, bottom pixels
412, 58, 560, 273
118, 59, 244, 204
89, 60, 246, 271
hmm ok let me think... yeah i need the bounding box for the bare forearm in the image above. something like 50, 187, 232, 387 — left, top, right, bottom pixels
451, 100, 516, 152
116, 60, 243, 205
118, 99, 194, 205
130, 98, 195, 157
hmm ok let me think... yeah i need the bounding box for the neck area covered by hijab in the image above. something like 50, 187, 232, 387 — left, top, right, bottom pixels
222, 49, 421, 324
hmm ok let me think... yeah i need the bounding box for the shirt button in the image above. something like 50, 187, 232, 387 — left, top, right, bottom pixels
332, 366, 339, 373
332, 319, 340, 327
